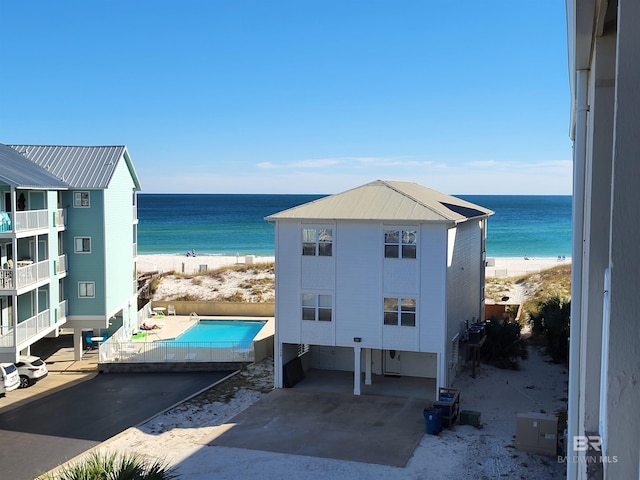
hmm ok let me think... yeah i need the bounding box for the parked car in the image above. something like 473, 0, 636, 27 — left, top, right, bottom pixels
0, 363, 20, 393
15, 356, 48, 388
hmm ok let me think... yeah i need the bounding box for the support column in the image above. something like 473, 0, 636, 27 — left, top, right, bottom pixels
73, 329, 83, 361
365, 348, 372, 385
353, 345, 361, 395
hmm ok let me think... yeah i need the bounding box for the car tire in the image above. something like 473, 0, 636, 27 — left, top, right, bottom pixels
19, 375, 31, 389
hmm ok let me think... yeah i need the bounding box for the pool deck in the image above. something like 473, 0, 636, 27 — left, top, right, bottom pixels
135, 315, 274, 343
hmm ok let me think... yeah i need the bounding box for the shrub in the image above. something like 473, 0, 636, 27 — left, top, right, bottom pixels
40, 451, 178, 480
528, 295, 570, 363
481, 317, 528, 369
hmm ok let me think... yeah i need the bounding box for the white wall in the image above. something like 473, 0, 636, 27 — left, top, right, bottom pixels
445, 219, 483, 385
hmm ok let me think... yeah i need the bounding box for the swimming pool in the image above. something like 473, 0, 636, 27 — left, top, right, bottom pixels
162, 319, 266, 347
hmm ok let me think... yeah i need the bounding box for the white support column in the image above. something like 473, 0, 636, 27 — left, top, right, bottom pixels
274, 340, 282, 388
365, 348, 372, 385
353, 345, 361, 395
73, 329, 83, 361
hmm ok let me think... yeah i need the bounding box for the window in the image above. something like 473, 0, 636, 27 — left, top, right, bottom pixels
302, 293, 332, 321
74, 237, 91, 253
384, 229, 417, 258
302, 227, 333, 256
73, 191, 90, 207
78, 282, 95, 298
384, 297, 416, 326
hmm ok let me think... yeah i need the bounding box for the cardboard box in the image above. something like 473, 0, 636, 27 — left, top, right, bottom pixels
515, 413, 558, 456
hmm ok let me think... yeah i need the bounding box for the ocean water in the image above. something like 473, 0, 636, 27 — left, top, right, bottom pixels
137, 194, 572, 258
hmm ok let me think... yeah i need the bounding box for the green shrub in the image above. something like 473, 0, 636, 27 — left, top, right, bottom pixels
481, 317, 528, 369
40, 451, 178, 480
528, 295, 570, 363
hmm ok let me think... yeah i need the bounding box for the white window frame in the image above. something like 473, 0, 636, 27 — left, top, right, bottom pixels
383, 297, 416, 327
78, 281, 95, 298
302, 293, 332, 322
302, 227, 333, 256
73, 191, 90, 208
384, 228, 417, 259
74, 237, 91, 253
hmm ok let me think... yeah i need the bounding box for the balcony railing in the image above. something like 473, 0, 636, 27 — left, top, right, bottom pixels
55, 208, 66, 228
0, 259, 51, 290
0, 309, 51, 348
13, 210, 50, 232
56, 254, 67, 275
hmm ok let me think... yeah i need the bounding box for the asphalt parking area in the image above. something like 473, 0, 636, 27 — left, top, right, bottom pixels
211, 389, 426, 467
0, 371, 232, 480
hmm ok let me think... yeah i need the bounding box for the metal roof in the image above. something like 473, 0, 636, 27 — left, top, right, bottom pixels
0, 143, 69, 189
8, 145, 141, 189
266, 180, 494, 223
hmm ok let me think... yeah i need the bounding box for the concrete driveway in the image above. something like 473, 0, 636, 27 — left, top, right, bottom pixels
0, 371, 232, 480
211, 389, 426, 467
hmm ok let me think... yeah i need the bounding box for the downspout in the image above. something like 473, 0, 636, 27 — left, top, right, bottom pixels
567, 68, 589, 477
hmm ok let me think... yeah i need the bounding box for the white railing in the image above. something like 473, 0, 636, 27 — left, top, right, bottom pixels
13, 209, 50, 232
133, 242, 137, 257
55, 208, 66, 228
57, 254, 67, 275
100, 340, 255, 363
58, 300, 67, 322
0, 259, 51, 290
0, 309, 51, 347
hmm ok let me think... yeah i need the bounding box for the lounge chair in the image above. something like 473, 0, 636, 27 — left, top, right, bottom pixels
168, 304, 176, 315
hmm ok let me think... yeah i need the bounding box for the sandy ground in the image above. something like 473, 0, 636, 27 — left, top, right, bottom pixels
83, 346, 566, 479
137, 254, 275, 275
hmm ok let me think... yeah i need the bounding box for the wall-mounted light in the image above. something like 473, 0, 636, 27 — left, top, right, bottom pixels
354, 337, 361, 343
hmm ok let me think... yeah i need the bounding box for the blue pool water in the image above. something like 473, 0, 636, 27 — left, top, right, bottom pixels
163, 320, 265, 347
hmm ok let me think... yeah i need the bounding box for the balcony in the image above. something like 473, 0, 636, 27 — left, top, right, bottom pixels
56, 254, 67, 275
0, 209, 51, 234
0, 309, 53, 348
0, 259, 51, 290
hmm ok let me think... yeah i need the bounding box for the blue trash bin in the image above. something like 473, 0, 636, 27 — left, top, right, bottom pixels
423, 408, 442, 435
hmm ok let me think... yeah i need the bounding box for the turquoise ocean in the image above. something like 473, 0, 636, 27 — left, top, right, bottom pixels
137, 194, 572, 258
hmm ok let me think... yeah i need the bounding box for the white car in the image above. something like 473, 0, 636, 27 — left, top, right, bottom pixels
0, 363, 20, 393
15, 356, 48, 388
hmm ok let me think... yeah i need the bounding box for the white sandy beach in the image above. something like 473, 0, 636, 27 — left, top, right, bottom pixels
137, 253, 275, 275
137, 253, 568, 277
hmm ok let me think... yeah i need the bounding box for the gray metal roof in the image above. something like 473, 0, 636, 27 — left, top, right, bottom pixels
0, 143, 69, 189
8, 145, 141, 190
266, 180, 494, 223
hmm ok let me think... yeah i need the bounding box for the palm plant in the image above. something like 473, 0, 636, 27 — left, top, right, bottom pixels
39, 451, 178, 480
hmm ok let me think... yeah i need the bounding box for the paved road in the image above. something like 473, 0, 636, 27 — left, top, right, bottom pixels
0, 371, 232, 480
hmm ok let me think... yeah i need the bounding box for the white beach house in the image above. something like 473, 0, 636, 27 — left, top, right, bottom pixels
266, 180, 493, 398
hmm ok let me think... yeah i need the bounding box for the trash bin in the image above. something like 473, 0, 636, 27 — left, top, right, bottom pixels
423, 408, 442, 435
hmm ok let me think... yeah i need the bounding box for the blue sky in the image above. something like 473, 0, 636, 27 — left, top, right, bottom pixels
1, 1, 571, 195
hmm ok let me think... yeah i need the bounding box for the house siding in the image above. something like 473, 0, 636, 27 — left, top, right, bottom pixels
103, 157, 136, 317
63, 189, 106, 316
445, 219, 483, 384
276, 220, 449, 355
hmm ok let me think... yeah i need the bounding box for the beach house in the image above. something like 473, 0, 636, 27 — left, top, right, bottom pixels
266, 180, 493, 398
566, 1, 640, 478
0, 144, 141, 363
